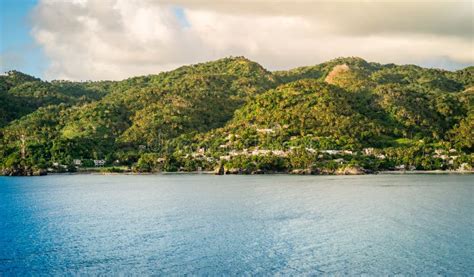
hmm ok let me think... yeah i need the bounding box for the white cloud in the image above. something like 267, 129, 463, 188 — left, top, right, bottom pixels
31, 0, 474, 80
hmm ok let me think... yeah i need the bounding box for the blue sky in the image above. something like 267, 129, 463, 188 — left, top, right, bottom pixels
0, 0, 46, 78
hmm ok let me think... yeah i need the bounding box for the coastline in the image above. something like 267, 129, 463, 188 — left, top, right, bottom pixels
3, 169, 472, 177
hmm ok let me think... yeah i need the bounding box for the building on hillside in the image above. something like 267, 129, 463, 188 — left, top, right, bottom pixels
363, 148, 375, 155
94, 160, 106, 167
220, 155, 231, 161
321, 150, 340, 155
256, 128, 275, 134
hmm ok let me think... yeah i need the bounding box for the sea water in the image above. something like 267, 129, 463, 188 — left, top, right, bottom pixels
1, 174, 473, 275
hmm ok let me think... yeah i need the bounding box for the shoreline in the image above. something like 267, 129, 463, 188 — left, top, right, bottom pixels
3, 169, 472, 177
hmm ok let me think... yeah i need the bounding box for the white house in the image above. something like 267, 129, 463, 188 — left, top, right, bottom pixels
94, 160, 106, 166
363, 148, 375, 155
256, 128, 275, 134
321, 150, 340, 155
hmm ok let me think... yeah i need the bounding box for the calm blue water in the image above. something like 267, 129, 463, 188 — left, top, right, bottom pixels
0, 174, 473, 275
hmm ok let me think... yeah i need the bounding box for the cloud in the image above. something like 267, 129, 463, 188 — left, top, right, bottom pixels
31, 0, 473, 80
164, 0, 473, 38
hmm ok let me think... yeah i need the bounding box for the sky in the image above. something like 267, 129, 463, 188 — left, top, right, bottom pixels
0, 0, 473, 81
0, 0, 47, 77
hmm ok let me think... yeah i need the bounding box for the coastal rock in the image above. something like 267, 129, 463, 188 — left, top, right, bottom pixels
32, 169, 47, 176
457, 163, 473, 173
215, 164, 225, 175
251, 169, 265, 174
317, 168, 335, 175
225, 168, 242, 174
1, 166, 47, 176
290, 168, 313, 175
336, 166, 366, 175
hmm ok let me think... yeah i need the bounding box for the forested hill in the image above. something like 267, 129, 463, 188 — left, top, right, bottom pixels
1, 57, 472, 176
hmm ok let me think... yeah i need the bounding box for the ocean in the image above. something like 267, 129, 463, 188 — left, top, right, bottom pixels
1, 174, 473, 275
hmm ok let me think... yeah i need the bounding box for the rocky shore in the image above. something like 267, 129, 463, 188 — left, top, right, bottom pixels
2, 165, 473, 177
1, 167, 47, 176
212, 165, 472, 176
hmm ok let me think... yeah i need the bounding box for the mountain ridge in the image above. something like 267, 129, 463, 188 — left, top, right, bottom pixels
1, 57, 472, 175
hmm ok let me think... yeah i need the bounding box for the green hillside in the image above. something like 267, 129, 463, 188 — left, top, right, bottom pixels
1, 57, 472, 175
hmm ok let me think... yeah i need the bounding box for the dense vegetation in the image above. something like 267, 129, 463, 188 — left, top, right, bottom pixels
1, 57, 472, 175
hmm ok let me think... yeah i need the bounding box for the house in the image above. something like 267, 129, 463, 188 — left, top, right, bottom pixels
219, 141, 232, 148
321, 150, 340, 155
363, 148, 374, 155
395, 165, 415, 170
256, 128, 275, 134
395, 165, 406, 170
206, 157, 215, 162
272, 150, 288, 157
94, 160, 106, 167
191, 152, 204, 158
433, 154, 449, 160
229, 150, 247, 156
220, 155, 231, 161
251, 149, 271, 155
